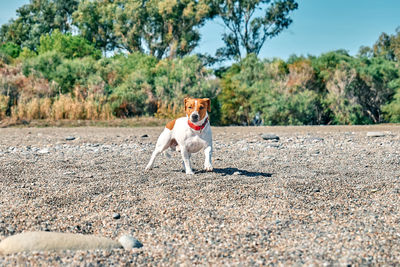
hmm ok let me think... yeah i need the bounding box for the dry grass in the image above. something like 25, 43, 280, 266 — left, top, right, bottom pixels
155, 101, 185, 119
0, 95, 9, 120
0, 116, 169, 128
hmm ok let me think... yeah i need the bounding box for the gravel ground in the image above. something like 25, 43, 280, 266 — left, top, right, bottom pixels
0, 125, 399, 266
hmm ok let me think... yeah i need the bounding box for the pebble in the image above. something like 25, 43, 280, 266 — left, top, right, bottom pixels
63, 171, 76, 175
141, 134, 149, 138
7, 226, 15, 234
366, 132, 385, 137
233, 171, 241, 175
37, 148, 50, 154
66, 136, 76, 141
261, 134, 280, 141
118, 235, 143, 249
112, 213, 121, 220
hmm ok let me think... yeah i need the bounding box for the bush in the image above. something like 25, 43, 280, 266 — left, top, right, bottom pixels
22, 51, 64, 83
110, 70, 154, 117
38, 30, 101, 59
382, 86, 400, 122
53, 57, 98, 94
154, 56, 219, 115
0, 42, 21, 58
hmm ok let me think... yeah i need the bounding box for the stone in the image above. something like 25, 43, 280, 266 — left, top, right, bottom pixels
367, 132, 385, 137
261, 134, 279, 141
112, 213, 121, 220
63, 171, 76, 175
66, 136, 76, 141
118, 235, 143, 249
141, 134, 149, 138
38, 148, 50, 154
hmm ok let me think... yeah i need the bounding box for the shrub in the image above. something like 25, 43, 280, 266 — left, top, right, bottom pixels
22, 51, 64, 84
382, 86, 400, 122
110, 70, 153, 117
38, 30, 101, 59
53, 57, 98, 94
154, 56, 219, 118
0, 42, 21, 58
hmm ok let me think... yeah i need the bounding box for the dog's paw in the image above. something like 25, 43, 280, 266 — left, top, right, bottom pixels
185, 170, 195, 175
204, 165, 213, 172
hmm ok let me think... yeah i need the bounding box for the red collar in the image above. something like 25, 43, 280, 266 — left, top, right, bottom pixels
188, 117, 208, 131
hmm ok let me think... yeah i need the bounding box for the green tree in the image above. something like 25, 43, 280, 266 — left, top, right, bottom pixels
72, 0, 118, 54
0, 0, 79, 51
73, 0, 214, 58
214, 0, 298, 60
38, 30, 101, 59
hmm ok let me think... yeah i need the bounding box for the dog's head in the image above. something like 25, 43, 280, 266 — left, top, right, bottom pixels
184, 97, 211, 123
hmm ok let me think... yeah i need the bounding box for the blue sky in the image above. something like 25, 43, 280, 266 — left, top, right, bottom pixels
1, 0, 399, 60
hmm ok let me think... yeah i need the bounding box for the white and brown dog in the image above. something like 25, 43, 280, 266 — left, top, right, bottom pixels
145, 97, 213, 175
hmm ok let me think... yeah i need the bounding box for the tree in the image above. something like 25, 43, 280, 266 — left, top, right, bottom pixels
214, 0, 298, 60
73, 0, 214, 59
0, 0, 79, 51
361, 27, 400, 61
72, 0, 119, 54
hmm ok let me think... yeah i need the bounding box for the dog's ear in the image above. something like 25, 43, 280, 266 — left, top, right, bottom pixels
203, 98, 211, 112
184, 98, 189, 109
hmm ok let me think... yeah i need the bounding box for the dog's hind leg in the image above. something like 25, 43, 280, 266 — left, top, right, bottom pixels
145, 129, 172, 171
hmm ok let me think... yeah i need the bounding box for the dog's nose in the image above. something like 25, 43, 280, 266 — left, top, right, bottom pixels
191, 113, 199, 121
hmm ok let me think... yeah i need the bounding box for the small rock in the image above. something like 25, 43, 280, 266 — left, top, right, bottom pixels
112, 213, 121, 220
261, 134, 279, 141
38, 148, 50, 154
308, 137, 324, 142
367, 132, 385, 137
141, 134, 149, 138
63, 171, 76, 175
233, 171, 241, 175
7, 226, 15, 234
118, 235, 143, 249
66, 136, 76, 141
267, 143, 280, 148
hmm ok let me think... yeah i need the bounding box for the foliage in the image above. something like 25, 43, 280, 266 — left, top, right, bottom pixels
0, 42, 22, 58
0, 0, 79, 51
73, 0, 215, 58
38, 30, 101, 59
214, 0, 298, 60
22, 51, 64, 85
382, 81, 400, 123
218, 49, 400, 125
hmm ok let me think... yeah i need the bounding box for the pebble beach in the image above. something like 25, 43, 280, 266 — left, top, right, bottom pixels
0, 125, 399, 265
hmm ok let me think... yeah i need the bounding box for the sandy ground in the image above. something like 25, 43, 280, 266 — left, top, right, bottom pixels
0, 125, 399, 265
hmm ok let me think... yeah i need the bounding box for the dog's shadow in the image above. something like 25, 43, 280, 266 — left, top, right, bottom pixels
200, 167, 272, 178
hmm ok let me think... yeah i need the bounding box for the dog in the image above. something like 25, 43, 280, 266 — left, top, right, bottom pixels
145, 97, 213, 175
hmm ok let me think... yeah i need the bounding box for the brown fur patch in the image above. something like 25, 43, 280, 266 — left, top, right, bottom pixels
165, 119, 176, 130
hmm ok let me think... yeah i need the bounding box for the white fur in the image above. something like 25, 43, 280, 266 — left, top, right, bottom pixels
145, 113, 213, 175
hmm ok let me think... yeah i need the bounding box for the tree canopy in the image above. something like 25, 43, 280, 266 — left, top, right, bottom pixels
0, 0, 298, 60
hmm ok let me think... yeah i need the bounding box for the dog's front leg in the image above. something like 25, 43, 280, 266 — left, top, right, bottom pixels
181, 148, 194, 175
204, 145, 213, 171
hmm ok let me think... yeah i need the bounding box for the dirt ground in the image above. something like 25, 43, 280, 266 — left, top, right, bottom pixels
0, 125, 399, 265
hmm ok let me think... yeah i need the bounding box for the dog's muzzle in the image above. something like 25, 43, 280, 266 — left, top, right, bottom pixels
191, 113, 199, 122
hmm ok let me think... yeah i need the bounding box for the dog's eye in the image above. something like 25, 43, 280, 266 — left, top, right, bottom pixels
188, 106, 193, 109
199, 106, 204, 110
